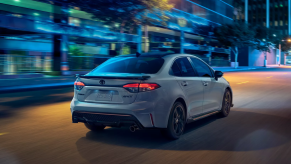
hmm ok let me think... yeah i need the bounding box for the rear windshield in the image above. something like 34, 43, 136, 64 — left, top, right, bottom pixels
88, 57, 164, 74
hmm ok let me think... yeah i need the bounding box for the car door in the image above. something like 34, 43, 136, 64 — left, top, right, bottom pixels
189, 57, 223, 113
170, 57, 204, 116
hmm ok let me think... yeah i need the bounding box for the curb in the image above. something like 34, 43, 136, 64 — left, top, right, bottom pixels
215, 66, 281, 72
0, 82, 74, 93
214, 68, 257, 72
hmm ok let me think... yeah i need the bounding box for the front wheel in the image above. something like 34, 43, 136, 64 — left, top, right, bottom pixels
219, 89, 232, 117
161, 102, 186, 140
84, 123, 106, 131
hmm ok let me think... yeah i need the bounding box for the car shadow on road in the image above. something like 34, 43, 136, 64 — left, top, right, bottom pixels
76, 109, 291, 162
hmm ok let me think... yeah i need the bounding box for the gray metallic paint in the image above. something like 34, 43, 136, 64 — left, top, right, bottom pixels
70, 54, 232, 128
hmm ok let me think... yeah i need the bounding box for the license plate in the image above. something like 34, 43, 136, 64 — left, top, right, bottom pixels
96, 91, 113, 101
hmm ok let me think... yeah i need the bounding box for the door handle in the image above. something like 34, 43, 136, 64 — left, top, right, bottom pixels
203, 82, 208, 86
181, 81, 188, 86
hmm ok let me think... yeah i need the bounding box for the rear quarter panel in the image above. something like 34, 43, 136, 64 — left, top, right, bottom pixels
141, 76, 187, 128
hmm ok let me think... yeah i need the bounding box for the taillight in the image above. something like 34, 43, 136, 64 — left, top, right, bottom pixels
123, 83, 139, 93
123, 83, 160, 93
74, 81, 85, 90
139, 83, 160, 92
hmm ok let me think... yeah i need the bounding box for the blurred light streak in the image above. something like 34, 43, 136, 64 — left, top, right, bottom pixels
0, 133, 8, 136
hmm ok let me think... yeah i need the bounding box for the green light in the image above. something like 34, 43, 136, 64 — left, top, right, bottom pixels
33, 13, 39, 16
275, 5, 278, 8
73, 19, 79, 23
280, 4, 284, 7
14, 0, 20, 2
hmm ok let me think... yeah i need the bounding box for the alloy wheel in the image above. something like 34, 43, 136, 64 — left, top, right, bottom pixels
224, 91, 231, 114
172, 105, 185, 135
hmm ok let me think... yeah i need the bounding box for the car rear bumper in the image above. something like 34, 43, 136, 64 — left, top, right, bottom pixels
70, 98, 154, 128
72, 111, 144, 129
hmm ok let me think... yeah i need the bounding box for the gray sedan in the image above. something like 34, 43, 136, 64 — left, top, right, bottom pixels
71, 53, 233, 139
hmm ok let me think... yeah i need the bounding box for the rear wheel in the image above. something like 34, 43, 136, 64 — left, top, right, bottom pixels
84, 123, 106, 131
219, 89, 232, 117
161, 102, 186, 140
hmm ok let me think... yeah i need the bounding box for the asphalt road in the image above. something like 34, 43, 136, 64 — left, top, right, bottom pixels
1, 67, 291, 164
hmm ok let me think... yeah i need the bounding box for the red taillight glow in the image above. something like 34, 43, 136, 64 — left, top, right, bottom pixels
123, 83, 160, 93
123, 83, 139, 88
74, 81, 85, 90
123, 83, 139, 93
139, 83, 160, 92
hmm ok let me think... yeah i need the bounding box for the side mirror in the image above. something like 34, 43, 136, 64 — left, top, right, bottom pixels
214, 71, 223, 80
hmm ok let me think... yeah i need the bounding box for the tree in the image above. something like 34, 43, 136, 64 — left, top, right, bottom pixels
281, 39, 291, 52
214, 22, 255, 68
35, 0, 173, 66
253, 26, 281, 66
35, 0, 173, 35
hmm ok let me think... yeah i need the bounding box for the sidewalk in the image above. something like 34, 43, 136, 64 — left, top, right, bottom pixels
0, 65, 284, 93
0, 76, 76, 93
213, 65, 281, 72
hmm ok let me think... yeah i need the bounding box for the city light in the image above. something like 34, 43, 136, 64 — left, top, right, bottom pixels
263, 39, 266, 41
14, 0, 20, 2
273, 34, 276, 37
288, 39, 291, 42
33, 13, 40, 16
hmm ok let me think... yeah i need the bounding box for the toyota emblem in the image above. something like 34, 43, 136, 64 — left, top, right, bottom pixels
99, 80, 105, 85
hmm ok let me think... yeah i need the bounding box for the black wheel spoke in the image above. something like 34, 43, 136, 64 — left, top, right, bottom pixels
172, 105, 185, 135
223, 92, 231, 114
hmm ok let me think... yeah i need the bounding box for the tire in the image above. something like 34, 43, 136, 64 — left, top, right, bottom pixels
219, 89, 232, 117
84, 123, 106, 131
161, 102, 186, 140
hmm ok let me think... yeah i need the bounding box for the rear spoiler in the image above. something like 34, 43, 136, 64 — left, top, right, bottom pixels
76, 74, 151, 80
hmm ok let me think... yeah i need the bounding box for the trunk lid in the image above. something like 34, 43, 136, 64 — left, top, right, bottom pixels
76, 73, 150, 104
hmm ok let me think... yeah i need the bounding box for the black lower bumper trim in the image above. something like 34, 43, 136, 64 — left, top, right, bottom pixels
72, 111, 144, 129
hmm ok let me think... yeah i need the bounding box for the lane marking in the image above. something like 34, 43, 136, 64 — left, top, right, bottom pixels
237, 81, 249, 84
0, 132, 8, 136
241, 81, 249, 83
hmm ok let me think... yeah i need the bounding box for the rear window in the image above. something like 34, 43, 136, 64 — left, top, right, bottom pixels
88, 57, 164, 74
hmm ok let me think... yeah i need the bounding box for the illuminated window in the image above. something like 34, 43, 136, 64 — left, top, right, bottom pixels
280, 20, 283, 26
275, 21, 278, 26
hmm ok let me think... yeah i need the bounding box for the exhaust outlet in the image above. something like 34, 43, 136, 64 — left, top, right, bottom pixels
129, 125, 139, 132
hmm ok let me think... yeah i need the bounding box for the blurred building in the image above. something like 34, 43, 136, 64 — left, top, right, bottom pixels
0, 0, 233, 75
234, 0, 289, 66
236, 0, 290, 35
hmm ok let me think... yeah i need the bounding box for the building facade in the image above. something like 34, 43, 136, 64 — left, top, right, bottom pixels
237, 0, 290, 35
0, 0, 234, 75
234, 0, 290, 66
